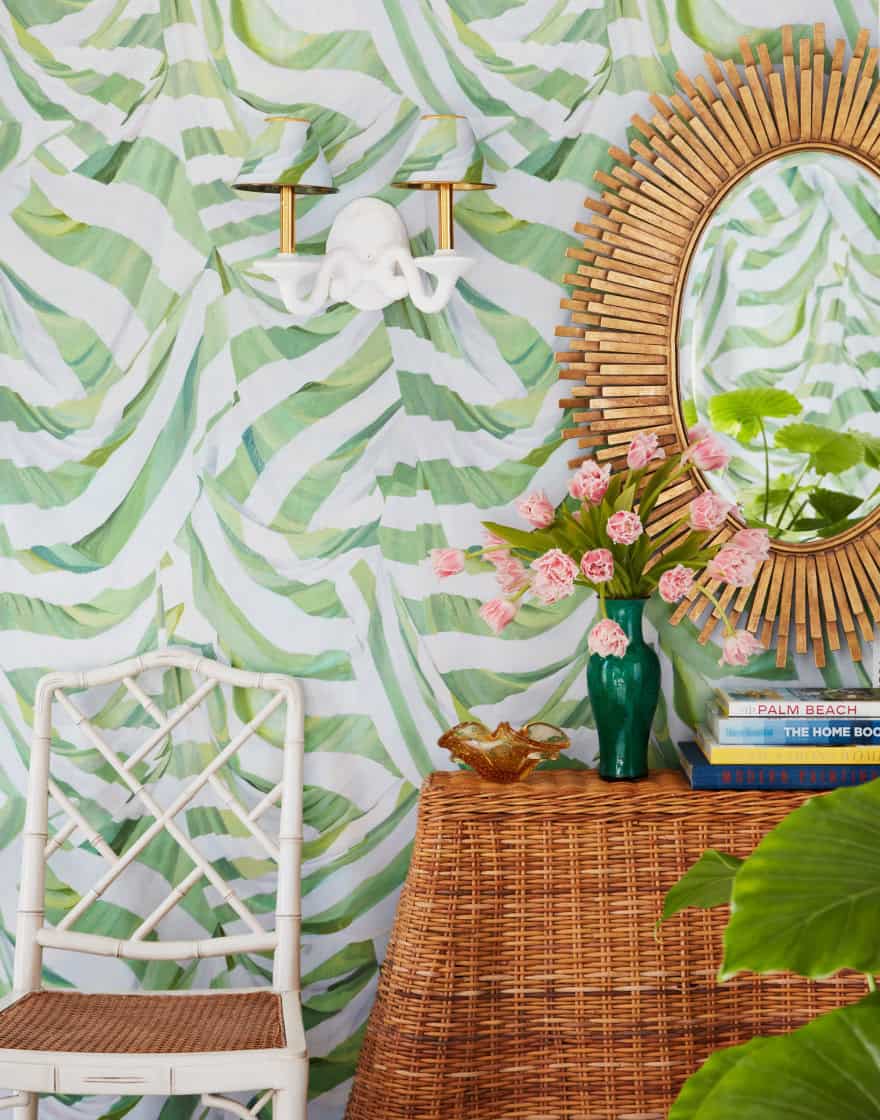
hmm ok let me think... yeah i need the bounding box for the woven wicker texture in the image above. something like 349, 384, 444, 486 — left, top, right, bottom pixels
0, 990, 285, 1054
346, 769, 866, 1120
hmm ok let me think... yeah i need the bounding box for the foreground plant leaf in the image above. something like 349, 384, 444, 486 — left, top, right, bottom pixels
669, 993, 880, 1119
659, 849, 743, 926
669, 1036, 769, 1118
721, 780, 880, 980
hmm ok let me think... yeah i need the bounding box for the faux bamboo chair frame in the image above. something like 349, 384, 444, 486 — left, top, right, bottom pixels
556, 23, 880, 669
0, 649, 307, 1120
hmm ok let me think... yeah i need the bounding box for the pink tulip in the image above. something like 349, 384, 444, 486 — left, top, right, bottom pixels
627, 432, 665, 470
706, 545, 760, 588
431, 548, 465, 578
730, 527, 771, 561
480, 598, 517, 634
531, 549, 579, 604
719, 629, 765, 667
606, 510, 643, 546
495, 555, 529, 594
569, 459, 611, 504
482, 529, 511, 567
580, 548, 614, 584
658, 564, 695, 604
684, 428, 730, 472
588, 617, 630, 658
516, 490, 555, 529
689, 491, 733, 532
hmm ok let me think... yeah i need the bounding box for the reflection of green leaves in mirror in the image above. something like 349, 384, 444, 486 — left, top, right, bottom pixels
805, 489, 863, 523
791, 488, 865, 539
707, 388, 801, 444
851, 430, 880, 470
698, 391, 873, 539
774, 423, 863, 476
679, 152, 880, 546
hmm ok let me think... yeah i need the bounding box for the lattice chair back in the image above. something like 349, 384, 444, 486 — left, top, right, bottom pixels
15, 649, 304, 996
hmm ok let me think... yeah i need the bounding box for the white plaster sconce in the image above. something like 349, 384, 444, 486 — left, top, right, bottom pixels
236, 114, 493, 317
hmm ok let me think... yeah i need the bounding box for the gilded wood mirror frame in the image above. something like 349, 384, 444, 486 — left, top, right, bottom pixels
556, 23, 880, 669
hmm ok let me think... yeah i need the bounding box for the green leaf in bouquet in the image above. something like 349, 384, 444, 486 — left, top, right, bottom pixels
708, 387, 801, 443
481, 521, 562, 557
720, 779, 880, 980
659, 849, 743, 926
668, 993, 880, 1120
556, 507, 588, 553
773, 423, 863, 476
603, 469, 626, 508
648, 532, 713, 572
614, 481, 638, 512
637, 458, 682, 524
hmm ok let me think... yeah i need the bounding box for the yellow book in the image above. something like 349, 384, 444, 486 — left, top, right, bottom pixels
695, 728, 880, 766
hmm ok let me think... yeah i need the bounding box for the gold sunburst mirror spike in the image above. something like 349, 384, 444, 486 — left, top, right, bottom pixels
555, 23, 880, 669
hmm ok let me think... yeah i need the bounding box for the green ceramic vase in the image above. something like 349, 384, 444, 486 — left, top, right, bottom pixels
587, 598, 660, 781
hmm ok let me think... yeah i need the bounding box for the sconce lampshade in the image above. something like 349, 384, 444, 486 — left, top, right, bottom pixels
235, 116, 336, 255
391, 114, 492, 189
391, 113, 492, 253
235, 117, 336, 195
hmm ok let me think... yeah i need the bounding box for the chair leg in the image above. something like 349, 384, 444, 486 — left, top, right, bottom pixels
14, 1093, 36, 1120
274, 1086, 306, 1120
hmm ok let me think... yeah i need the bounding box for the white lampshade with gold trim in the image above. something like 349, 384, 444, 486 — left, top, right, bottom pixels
391, 113, 493, 250
235, 117, 337, 253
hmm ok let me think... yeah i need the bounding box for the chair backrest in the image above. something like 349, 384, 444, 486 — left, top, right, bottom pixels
14, 649, 304, 994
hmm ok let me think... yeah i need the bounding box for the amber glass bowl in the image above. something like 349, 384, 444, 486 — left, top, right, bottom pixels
437, 720, 570, 783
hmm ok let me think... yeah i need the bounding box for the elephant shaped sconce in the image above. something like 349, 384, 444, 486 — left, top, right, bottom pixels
235, 115, 492, 317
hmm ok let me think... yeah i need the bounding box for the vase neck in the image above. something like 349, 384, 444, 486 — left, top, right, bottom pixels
603, 598, 646, 642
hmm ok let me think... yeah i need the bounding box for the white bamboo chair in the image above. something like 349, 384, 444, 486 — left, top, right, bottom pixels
0, 649, 307, 1120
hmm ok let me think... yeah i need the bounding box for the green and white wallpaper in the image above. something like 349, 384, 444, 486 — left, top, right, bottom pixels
0, 1, 877, 1118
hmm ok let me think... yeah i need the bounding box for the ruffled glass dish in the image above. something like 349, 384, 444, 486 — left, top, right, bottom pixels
437, 720, 570, 783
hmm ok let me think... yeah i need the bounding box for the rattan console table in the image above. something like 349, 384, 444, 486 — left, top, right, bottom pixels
346, 769, 864, 1120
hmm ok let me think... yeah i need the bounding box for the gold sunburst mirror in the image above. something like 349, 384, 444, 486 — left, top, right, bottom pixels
556, 23, 880, 669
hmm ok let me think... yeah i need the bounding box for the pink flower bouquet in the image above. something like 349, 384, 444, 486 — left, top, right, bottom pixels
432, 429, 770, 668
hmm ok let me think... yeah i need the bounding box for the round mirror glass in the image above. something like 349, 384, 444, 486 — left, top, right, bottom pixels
678, 150, 880, 544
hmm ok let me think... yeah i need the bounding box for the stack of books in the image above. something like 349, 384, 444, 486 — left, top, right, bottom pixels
676, 686, 880, 790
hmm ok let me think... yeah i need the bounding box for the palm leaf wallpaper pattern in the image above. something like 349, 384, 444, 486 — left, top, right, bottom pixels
0, 2, 876, 1118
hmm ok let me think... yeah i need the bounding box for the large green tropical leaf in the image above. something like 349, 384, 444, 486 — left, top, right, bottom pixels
669, 994, 880, 1120
669, 1036, 770, 1119
708, 388, 801, 443
721, 780, 880, 980
659, 849, 743, 925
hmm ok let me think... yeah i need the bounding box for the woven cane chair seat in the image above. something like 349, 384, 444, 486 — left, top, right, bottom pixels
0, 990, 286, 1054
2, 651, 308, 1118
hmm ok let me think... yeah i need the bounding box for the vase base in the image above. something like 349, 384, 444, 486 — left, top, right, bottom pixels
599, 772, 648, 782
